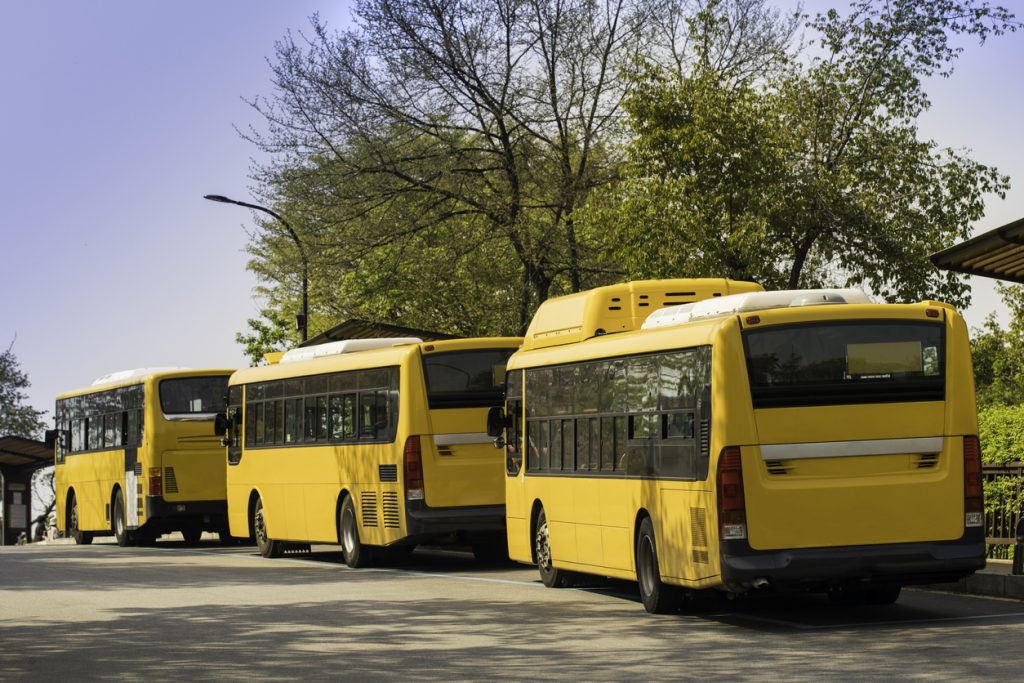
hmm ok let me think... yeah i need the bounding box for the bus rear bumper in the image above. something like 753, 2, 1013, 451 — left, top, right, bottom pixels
404, 500, 505, 542
720, 531, 986, 591
144, 496, 228, 531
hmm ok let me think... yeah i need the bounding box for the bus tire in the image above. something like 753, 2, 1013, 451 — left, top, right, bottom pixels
112, 489, 133, 547
253, 498, 284, 559
181, 527, 203, 546
68, 493, 93, 545
340, 495, 374, 568
535, 509, 574, 588
636, 517, 680, 614
866, 584, 901, 605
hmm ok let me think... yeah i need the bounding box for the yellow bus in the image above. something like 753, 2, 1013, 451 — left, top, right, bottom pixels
51, 368, 235, 546
222, 336, 522, 566
494, 279, 986, 613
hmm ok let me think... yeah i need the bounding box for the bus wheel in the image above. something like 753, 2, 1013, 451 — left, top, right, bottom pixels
866, 584, 901, 605
339, 496, 374, 569
253, 498, 283, 559
69, 493, 93, 545
112, 489, 133, 547
535, 509, 573, 588
181, 527, 203, 546
636, 517, 680, 614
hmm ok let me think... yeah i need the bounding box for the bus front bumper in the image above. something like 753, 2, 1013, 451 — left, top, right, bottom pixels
720, 529, 986, 591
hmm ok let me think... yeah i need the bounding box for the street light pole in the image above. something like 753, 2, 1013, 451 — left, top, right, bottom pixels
204, 194, 309, 342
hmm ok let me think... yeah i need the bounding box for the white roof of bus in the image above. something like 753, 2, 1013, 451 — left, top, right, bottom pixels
91, 367, 192, 386
279, 338, 423, 364
641, 288, 872, 330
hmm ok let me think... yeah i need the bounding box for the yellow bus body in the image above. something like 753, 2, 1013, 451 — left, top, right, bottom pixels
226, 337, 521, 557
503, 282, 985, 607
53, 369, 235, 543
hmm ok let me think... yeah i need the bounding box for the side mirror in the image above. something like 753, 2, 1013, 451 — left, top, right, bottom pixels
486, 406, 507, 438
44, 429, 59, 449
213, 412, 230, 437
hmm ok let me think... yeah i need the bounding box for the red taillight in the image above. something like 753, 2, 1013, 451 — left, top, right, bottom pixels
716, 446, 747, 540
404, 436, 424, 501
148, 467, 162, 497
964, 435, 984, 527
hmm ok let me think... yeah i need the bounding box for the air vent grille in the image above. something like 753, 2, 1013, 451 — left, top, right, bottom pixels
916, 453, 940, 469
361, 493, 378, 528
379, 464, 398, 482
699, 420, 710, 461
164, 467, 179, 493
692, 549, 710, 564
437, 446, 455, 457
765, 459, 792, 475
690, 507, 708, 548
382, 492, 401, 529
134, 462, 142, 476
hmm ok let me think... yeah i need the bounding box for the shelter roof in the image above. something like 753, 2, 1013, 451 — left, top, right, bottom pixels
299, 319, 460, 348
0, 435, 51, 470
931, 217, 1024, 283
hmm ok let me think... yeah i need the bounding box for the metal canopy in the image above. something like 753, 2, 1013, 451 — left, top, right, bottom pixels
299, 318, 461, 348
0, 435, 52, 471
931, 217, 1024, 283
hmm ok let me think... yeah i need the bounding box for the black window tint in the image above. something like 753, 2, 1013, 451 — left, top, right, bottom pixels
245, 403, 256, 446
317, 396, 328, 440
255, 403, 265, 445
265, 401, 278, 445
422, 348, 516, 408
285, 398, 301, 444
744, 321, 944, 408
160, 377, 229, 414
87, 416, 103, 450
304, 398, 318, 441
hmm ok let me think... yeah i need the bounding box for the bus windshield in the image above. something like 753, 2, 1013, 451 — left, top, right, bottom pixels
743, 321, 944, 408
160, 376, 229, 415
422, 349, 516, 408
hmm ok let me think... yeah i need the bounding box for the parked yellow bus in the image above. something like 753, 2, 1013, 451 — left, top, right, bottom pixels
494, 279, 986, 612
222, 336, 522, 566
51, 368, 235, 546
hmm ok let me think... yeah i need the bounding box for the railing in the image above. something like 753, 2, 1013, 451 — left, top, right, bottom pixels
983, 462, 1024, 561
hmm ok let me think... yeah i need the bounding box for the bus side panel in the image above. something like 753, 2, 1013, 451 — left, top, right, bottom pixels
226, 480, 250, 539
54, 463, 66, 532
657, 485, 717, 583
529, 476, 578, 564
63, 450, 122, 532
597, 478, 634, 572
573, 478, 604, 566
944, 312, 979, 437
300, 447, 342, 543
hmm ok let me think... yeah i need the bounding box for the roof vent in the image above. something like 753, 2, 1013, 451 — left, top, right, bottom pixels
92, 367, 190, 386
279, 338, 422, 364
642, 288, 871, 330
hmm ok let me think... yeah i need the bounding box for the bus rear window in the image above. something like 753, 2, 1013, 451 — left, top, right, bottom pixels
422, 349, 516, 409
743, 322, 944, 408
160, 376, 229, 415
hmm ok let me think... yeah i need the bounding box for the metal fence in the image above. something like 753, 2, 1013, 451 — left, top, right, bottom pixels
983, 462, 1024, 559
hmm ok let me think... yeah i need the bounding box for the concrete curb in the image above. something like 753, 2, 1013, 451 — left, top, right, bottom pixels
928, 561, 1024, 600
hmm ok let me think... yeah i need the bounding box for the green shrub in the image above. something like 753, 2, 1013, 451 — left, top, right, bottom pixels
977, 404, 1024, 465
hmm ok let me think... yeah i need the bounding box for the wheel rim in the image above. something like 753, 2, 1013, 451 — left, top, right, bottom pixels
254, 505, 269, 546
535, 519, 552, 570
342, 506, 357, 553
638, 535, 657, 596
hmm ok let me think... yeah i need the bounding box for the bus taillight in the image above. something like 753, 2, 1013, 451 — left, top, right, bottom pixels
964, 436, 984, 528
716, 447, 747, 540
404, 436, 424, 501
148, 468, 162, 497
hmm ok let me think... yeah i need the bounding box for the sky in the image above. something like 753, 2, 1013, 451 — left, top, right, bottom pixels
1, 0, 1022, 424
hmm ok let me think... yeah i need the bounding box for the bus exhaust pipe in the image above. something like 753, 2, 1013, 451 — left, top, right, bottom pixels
752, 577, 769, 590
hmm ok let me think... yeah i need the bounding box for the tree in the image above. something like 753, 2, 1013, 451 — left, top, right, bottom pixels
583, 0, 1016, 305
242, 0, 798, 336
0, 339, 46, 439
971, 284, 1024, 407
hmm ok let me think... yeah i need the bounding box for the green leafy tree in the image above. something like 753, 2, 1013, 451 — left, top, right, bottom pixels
0, 339, 46, 438
584, 0, 1016, 304
235, 308, 295, 367
971, 284, 1024, 407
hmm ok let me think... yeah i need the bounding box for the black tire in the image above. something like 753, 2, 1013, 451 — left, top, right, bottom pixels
471, 536, 510, 565
636, 517, 680, 614
181, 527, 203, 545
535, 509, 574, 588
112, 489, 132, 547
68, 494, 93, 546
253, 498, 284, 558
339, 495, 374, 568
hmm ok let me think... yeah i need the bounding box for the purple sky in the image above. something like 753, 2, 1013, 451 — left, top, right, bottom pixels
1, 1, 1022, 423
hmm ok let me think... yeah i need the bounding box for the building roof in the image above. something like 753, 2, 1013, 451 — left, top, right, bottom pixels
931, 217, 1024, 283
299, 319, 461, 348
0, 435, 52, 471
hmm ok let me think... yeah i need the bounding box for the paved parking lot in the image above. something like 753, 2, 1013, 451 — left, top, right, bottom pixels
2, 539, 1024, 680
